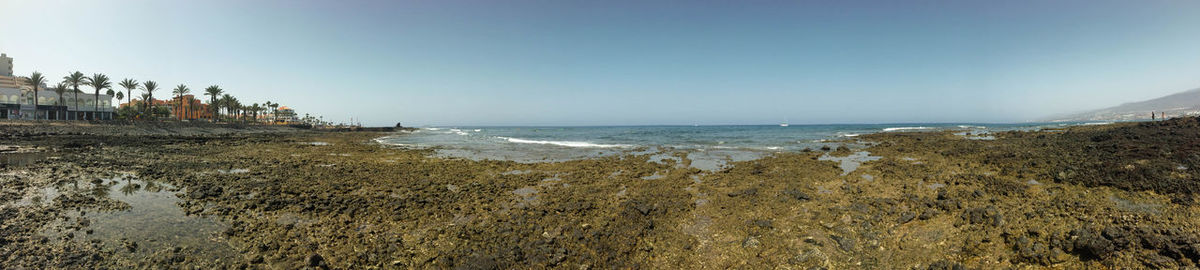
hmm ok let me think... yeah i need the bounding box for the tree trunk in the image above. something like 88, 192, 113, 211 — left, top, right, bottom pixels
33, 86, 39, 120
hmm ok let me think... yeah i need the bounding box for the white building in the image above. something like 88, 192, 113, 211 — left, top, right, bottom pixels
1, 53, 12, 77
0, 87, 115, 120
276, 106, 297, 122
0, 53, 115, 120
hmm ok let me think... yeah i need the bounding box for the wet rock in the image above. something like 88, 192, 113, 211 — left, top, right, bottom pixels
1069, 228, 1115, 260
305, 253, 327, 268
782, 188, 811, 201
962, 206, 1002, 226
751, 219, 773, 229
742, 236, 761, 248
1141, 253, 1179, 268
830, 235, 855, 252
121, 239, 138, 252
727, 188, 758, 197
1012, 235, 1066, 265
898, 212, 916, 224
936, 189, 949, 200
918, 208, 939, 220
188, 185, 223, 200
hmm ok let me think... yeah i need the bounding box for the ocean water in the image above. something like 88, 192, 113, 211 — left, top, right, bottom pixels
374, 122, 1104, 167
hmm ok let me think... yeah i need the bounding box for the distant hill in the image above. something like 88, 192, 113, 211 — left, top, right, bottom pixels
1046, 88, 1200, 122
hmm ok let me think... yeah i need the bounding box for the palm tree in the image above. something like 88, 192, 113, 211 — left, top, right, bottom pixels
27, 72, 46, 119
139, 93, 152, 114
85, 74, 111, 120
203, 86, 222, 122
53, 82, 68, 119
115, 92, 124, 108
251, 103, 261, 122
141, 81, 159, 119
220, 94, 234, 120
118, 79, 138, 113
225, 95, 239, 121
64, 72, 85, 120
266, 101, 279, 123
106, 89, 115, 118
172, 84, 190, 120
118, 78, 137, 115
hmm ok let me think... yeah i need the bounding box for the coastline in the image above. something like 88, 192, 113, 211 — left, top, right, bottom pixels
1, 119, 1198, 268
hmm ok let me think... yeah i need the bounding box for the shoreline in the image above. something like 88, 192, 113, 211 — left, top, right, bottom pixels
1, 119, 1198, 268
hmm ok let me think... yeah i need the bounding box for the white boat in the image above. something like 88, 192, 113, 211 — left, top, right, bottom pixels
780, 119, 789, 127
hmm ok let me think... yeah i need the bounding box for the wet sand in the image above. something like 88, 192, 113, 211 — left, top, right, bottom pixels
1, 119, 1199, 268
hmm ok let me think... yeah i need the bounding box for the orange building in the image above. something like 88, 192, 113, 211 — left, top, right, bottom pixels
120, 95, 213, 120
168, 95, 212, 120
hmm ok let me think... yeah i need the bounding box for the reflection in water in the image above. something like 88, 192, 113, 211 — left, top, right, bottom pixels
39, 176, 238, 263
90, 182, 112, 198
88, 177, 236, 261
119, 179, 142, 196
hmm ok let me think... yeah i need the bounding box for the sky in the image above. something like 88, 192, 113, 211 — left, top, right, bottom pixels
2, 0, 1200, 126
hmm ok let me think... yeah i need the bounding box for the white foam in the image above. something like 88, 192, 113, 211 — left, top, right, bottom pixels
1078, 122, 1113, 126
839, 133, 860, 137
883, 126, 931, 132
426, 127, 442, 131
474, 129, 482, 132
373, 137, 418, 147
957, 125, 986, 129
450, 129, 469, 136
497, 137, 630, 148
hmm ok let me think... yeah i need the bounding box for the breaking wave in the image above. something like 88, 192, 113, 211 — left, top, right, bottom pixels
497, 137, 630, 148
882, 126, 932, 132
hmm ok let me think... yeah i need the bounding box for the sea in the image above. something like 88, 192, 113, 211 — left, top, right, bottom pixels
374, 122, 1112, 170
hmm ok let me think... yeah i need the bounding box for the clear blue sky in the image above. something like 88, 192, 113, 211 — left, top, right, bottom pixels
3, 0, 1200, 126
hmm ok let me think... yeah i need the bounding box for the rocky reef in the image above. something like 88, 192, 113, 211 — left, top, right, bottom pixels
0, 118, 1198, 268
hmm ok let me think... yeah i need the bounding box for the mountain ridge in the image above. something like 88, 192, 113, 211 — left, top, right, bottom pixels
1046, 87, 1200, 122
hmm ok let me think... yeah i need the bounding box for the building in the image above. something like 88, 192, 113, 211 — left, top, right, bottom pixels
0, 53, 115, 120
1, 53, 12, 77
1, 87, 116, 120
119, 96, 214, 120
275, 106, 297, 122
168, 95, 212, 120
0, 74, 29, 90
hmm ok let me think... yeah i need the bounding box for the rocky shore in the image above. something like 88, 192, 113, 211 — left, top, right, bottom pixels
1, 119, 1198, 269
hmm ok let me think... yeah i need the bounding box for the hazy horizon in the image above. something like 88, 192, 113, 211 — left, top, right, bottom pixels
3, 0, 1200, 126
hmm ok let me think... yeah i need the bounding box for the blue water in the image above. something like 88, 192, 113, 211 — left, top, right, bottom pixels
375, 122, 1104, 165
